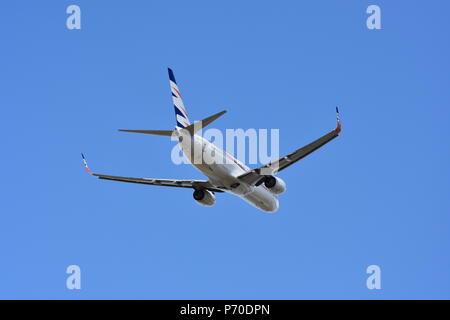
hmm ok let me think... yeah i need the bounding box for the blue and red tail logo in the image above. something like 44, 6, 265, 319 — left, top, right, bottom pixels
168, 68, 191, 129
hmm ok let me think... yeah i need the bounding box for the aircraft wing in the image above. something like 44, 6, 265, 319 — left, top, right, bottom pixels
238, 108, 342, 186
81, 154, 225, 193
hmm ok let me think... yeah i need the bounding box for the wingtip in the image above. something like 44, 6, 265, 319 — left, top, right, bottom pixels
335, 107, 341, 133
81, 153, 93, 175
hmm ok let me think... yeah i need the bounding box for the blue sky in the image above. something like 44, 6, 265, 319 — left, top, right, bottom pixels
1, 0, 449, 299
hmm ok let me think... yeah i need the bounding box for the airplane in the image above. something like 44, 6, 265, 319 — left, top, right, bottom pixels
82, 68, 341, 212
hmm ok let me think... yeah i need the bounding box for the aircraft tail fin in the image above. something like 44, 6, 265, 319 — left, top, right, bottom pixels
168, 68, 191, 129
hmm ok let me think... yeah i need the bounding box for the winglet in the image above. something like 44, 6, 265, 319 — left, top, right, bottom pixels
335, 107, 341, 133
81, 153, 93, 175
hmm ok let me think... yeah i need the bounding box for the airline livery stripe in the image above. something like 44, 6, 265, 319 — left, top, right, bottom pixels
174, 106, 186, 118
168, 68, 177, 84
173, 100, 188, 119
176, 114, 190, 128
172, 87, 182, 98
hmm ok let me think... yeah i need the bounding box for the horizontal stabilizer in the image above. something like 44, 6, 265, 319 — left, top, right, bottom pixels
118, 110, 226, 137
184, 110, 227, 135
118, 129, 174, 136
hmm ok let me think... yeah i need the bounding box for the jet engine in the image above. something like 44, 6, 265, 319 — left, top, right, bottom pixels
263, 176, 286, 194
193, 189, 216, 206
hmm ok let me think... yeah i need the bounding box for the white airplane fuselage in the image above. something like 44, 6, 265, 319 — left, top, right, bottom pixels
177, 130, 280, 212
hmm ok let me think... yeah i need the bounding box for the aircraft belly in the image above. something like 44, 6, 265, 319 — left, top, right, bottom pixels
198, 163, 238, 187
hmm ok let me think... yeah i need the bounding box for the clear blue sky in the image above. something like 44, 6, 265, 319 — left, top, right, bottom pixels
1, 0, 449, 299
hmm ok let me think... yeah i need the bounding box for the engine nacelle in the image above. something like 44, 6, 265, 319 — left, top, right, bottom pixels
193, 189, 216, 206
263, 176, 286, 195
